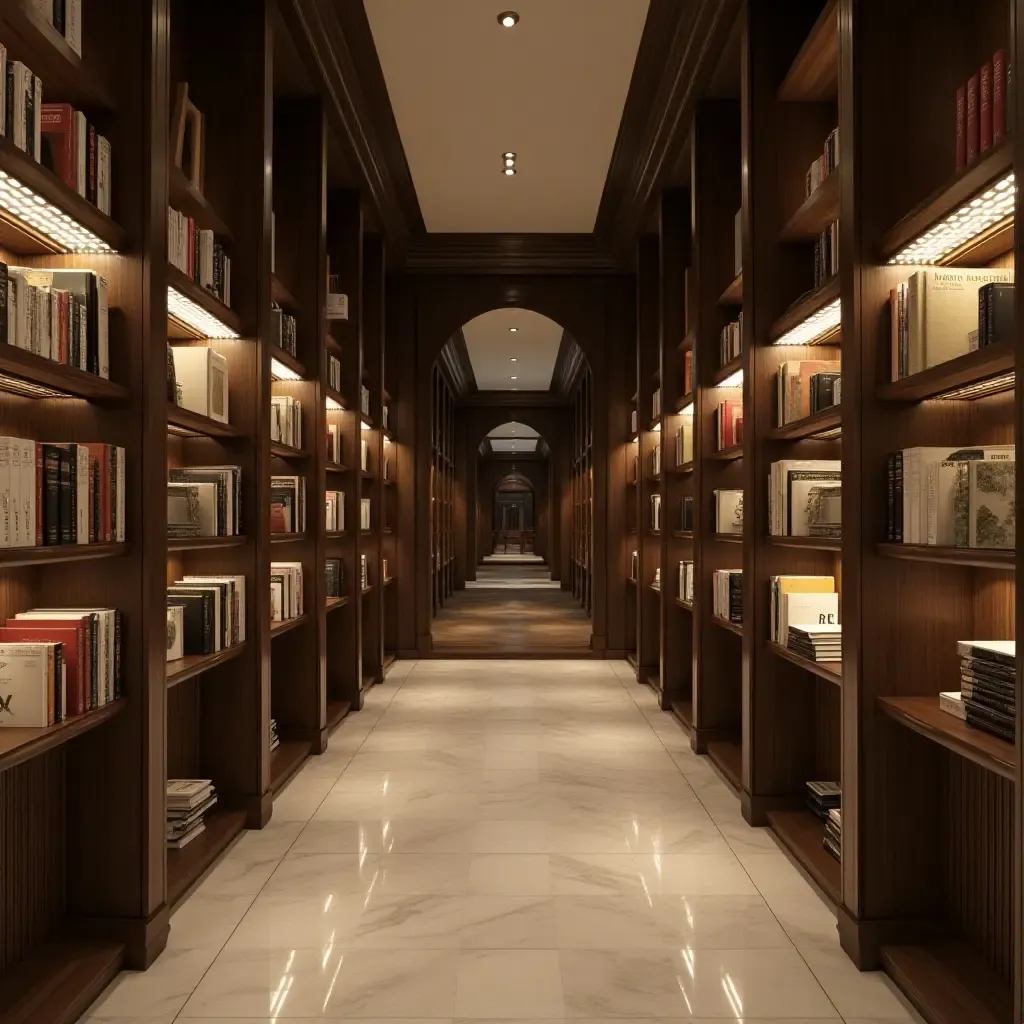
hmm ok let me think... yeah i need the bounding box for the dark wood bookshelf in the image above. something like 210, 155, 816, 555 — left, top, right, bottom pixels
875, 340, 1014, 402
769, 643, 841, 687
167, 645, 248, 689
166, 265, 243, 336
270, 274, 298, 309
168, 163, 234, 240
326, 699, 351, 732
0, 542, 128, 569
270, 441, 308, 459
166, 809, 247, 907
776, 0, 837, 100
712, 615, 744, 637
326, 596, 349, 612
767, 534, 841, 552
711, 354, 743, 386
768, 274, 841, 343
766, 405, 841, 440
876, 543, 1014, 570
0, 344, 130, 403
270, 740, 310, 794
764, 808, 841, 903
168, 535, 248, 552
167, 403, 244, 438
709, 443, 744, 461
710, 532, 743, 544
270, 345, 306, 380
706, 738, 743, 790
270, 614, 309, 639
0, 700, 125, 774
779, 170, 841, 242
718, 272, 743, 305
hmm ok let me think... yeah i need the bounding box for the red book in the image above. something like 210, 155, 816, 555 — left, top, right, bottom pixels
980, 61, 993, 152
955, 85, 966, 170
39, 103, 77, 190
0, 623, 88, 716
966, 72, 980, 164
683, 349, 693, 396
993, 49, 1007, 143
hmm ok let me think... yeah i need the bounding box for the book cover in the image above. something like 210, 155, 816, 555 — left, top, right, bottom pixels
980, 60, 992, 152
0, 643, 52, 727
956, 84, 966, 169
993, 49, 1007, 142
967, 460, 1015, 549
966, 72, 980, 163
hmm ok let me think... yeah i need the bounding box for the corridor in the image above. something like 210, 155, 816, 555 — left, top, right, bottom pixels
85, 660, 918, 1022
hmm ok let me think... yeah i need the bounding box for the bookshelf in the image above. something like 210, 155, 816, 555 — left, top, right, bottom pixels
624, 380, 639, 670
430, 364, 456, 614
570, 363, 594, 611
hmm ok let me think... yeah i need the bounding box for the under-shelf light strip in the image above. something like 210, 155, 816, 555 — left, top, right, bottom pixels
937, 371, 1015, 401
774, 299, 842, 347
270, 357, 302, 381
716, 368, 744, 388
889, 173, 1016, 265
0, 169, 113, 253
168, 287, 240, 339
325, 396, 343, 411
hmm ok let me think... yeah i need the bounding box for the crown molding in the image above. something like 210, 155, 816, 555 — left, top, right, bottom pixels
404, 233, 624, 274
461, 390, 566, 408
550, 331, 587, 395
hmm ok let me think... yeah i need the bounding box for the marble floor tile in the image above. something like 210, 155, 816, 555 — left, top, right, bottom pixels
222, 892, 367, 950
549, 853, 757, 896
166, 893, 256, 951
455, 951, 566, 1018
84, 949, 215, 1019
293, 819, 476, 855
264, 852, 471, 896
467, 854, 553, 894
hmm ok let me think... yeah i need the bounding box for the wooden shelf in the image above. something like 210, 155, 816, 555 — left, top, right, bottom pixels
167, 403, 243, 438
270, 533, 307, 544
778, 0, 837, 99
326, 531, 347, 541
769, 274, 841, 344
270, 740, 309, 794
712, 615, 744, 636
168, 535, 247, 552
167, 808, 246, 906
0, 938, 124, 1024
361, 585, 374, 595
0, 542, 127, 569
876, 542, 1013, 571
769, 643, 841, 686
878, 139, 1014, 264
711, 532, 743, 544
881, 940, 1012, 1024
676, 598, 694, 610
878, 696, 1015, 781
383, 577, 395, 586
167, 265, 243, 336
270, 441, 309, 459
168, 163, 233, 240
766, 405, 841, 440
270, 614, 309, 638
779, 171, 841, 242
709, 443, 744, 461
325, 385, 347, 409
711, 355, 743, 386
672, 530, 693, 539
326, 461, 349, 473
326, 699, 351, 732
765, 808, 841, 904
768, 534, 841, 552
0, 135, 126, 254
271, 346, 307, 379
167, 643, 247, 689
325, 332, 343, 357
326, 596, 349, 612
672, 460, 695, 474
0, 700, 125, 774
706, 738, 742, 790
876, 341, 1014, 402
679, 330, 695, 352
271, 274, 298, 308
0, 344, 129, 403
718, 272, 743, 306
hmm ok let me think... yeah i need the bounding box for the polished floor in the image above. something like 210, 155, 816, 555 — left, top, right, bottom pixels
84, 660, 921, 1023
432, 563, 591, 652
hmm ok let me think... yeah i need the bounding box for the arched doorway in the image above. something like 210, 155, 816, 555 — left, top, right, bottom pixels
427, 308, 593, 655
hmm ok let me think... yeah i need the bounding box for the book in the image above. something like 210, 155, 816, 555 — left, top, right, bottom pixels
180, 575, 245, 644
0, 624, 85, 717
980, 59, 993, 152
954, 459, 1015, 549
713, 569, 742, 623
769, 460, 841, 536
966, 71, 980, 163
167, 779, 214, 810
166, 605, 184, 662
993, 49, 1007, 142
713, 489, 743, 534
939, 691, 966, 721
270, 476, 306, 534
171, 347, 229, 423
168, 467, 241, 536
167, 589, 216, 655
0, 643, 63, 727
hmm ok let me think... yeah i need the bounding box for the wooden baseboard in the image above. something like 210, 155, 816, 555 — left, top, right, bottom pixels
838, 906, 938, 971
75, 906, 169, 971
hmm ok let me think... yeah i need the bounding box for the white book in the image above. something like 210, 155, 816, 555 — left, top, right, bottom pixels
0, 45, 6, 138
75, 112, 87, 196
771, 460, 841, 536
66, 0, 82, 56
0, 437, 11, 547
0, 643, 52, 727
97, 135, 112, 215
927, 450, 1016, 546
172, 346, 229, 423
17, 439, 35, 547
781, 592, 839, 644
939, 691, 966, 721
167, 605, 184, 662
33, 74, 41, 162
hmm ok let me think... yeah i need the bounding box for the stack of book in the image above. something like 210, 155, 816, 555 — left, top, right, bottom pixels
824, 809, 841, 862
769, 460, 841, 537
805, 127, 838, 197
328, 353, 342, 391
788, 623, 842, 663
327, 423, 343, 464
270, 396, 302, 448
713, 489, 743, 534
326, 558, 344, 597
885, 445, 1014, 547
678, 561, 694, 603
360, 497, 371, 532
170, 347, 229, 424
769, 575, 837, 645
270, 475, 306, 534
959, 639, 1015, 742
0, 438, 125, 548
166, 779, 216, 850
167, 576, 245, 657
813, 220, 839, 288
269, 718, 280, 752
271, 305, 297, 356
168, 208, 232, 308
1, 265, 110, 378
168, 466, 241, 538
713, 569, 742, 624
774, 361, 841, 426
719, 317, 742, 366
326, 490, 344, 532
270, 562, 303, 623
714, 398, 742, 450
889, 267, 1013, 381
806, 780, 841, 822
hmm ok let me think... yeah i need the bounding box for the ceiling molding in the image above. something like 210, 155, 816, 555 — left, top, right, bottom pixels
550, 331, 587, 395
404, 233, 624, 274
278, 0, 420, 255
461, 390, 566, 408
594, 0, 742, 254
484, 450, 548, 462
438, 331, 476, 397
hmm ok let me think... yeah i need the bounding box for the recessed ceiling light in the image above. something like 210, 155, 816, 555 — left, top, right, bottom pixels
509, 327, 517, 332
498, 11, 519, 27
503, 167, 516, 176
511, 376, 518, 380
510, 357, 517, 361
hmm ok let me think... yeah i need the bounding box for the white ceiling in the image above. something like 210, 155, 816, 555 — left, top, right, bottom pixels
490, 438, 538, 452
463, 308, 562, 390
489, 421, 539, 453
364, 0, 650, 232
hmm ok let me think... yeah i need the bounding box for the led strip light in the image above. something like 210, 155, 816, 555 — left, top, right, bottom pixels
270, 357, 302, 381
325, 395, 343, 411
167, 287, 239, 339
889, 173, 1016, 265
0, 169, 113, 253
716, 368, 743, 388
774, 299, 842, 347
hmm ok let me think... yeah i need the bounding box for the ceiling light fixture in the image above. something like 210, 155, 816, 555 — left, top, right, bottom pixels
510, 376, 518, 380
509, 328, 517, 333
497, 11, 519, 28
502, 151, 517, 176
503, 167, 516, 176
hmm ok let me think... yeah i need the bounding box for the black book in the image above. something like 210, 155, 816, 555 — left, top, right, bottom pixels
979, 282, 1015, 347
680, 496, 693, 532
53, 0, 65, 34
41, 445, 61, 546
0, 262, 7, 344
168, 591, 215, 655
893, 452, 903, 542
965, 703, 1015, 742
958, 640, 1016, 671
961, 686, 1015, 717
810, 371, 841, 412
960, 665, 1016, 693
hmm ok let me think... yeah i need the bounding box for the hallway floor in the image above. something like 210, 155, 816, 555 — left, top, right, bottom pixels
84, 660, 920, 1023
432, 561, 591, 653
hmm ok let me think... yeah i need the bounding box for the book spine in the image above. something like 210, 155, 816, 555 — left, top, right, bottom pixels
993, 49, 1007, 143
966, 72, 980, 164
893, 451, 903, 543
980, 60, 993, 152
58, 448, 72, 544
